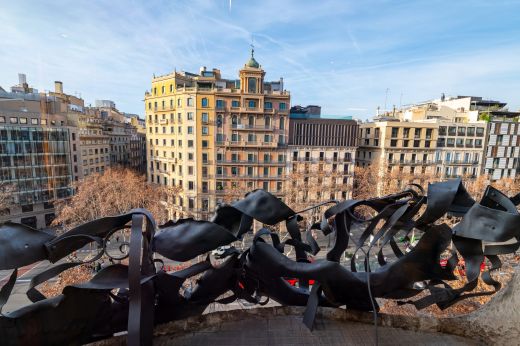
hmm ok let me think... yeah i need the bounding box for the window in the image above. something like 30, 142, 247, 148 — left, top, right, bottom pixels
448, 126, 456, 135
264, 101, 272, 109
201, 98, 208, 107
0, 116, 4, 123
391, 127, 398, 137
202, 126, 209, 135
248, 77, 257, 93
202, 140, 209, 148
202, 113, 209, 123
188, 140, 194, 147
279, 102, 286, 110
390, 139, 397, 147
187, 126, 193, 134
232, 100, 240, 108
187, 112, 194, 120
216, 100, 224, 108
10, 117, 18, 124
187, 98, 194, 106
279, 117, 285, 130
248, 100, 256, 108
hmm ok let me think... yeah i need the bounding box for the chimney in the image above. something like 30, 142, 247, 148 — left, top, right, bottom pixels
55, 81, 63, 94
18, 73, 27, 85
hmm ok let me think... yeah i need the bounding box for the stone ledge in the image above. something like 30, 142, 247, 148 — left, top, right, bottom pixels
91, 266, 519, 345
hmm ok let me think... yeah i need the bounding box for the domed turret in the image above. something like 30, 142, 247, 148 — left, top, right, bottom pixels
246, 46, 260, 68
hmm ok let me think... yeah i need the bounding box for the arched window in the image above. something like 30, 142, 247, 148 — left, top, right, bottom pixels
279, 117, 285, 130
249, 116, 255, 126
248, 77, 257, 93
265, 116, 271, 128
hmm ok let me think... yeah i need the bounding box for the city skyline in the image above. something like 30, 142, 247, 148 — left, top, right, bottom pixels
1, 0, 520, 119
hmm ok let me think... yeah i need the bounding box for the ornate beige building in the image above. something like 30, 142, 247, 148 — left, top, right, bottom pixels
145, 50, 290, 220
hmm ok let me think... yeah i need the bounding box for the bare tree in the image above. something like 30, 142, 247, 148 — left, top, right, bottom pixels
285, 161, 351, 225
53, 168, 169, 230
162, 185, 183, 220
221, 181, 245, 204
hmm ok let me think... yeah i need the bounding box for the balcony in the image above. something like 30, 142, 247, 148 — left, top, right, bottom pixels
231, 124, 277, 131
446, 160, 480, 165
226, 141, 277, 148
217, 159, 257, 164
240, 107, 262, 113
389, 160, 438, 165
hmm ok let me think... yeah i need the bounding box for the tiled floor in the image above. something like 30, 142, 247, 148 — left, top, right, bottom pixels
154, 315, 476, 346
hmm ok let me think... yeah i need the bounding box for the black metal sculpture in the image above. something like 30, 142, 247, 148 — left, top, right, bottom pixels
1, 178, 519, 345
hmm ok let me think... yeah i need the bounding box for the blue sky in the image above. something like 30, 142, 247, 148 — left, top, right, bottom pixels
1, 0, 520, 119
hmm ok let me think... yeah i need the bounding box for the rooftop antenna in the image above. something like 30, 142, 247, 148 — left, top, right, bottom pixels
384, 88, 389, 113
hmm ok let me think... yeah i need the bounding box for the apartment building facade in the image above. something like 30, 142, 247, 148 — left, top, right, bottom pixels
145, 50, 289, 220
0, 77, 74, 228
357, 119, 439, 178
435, 122, 486, 178
0, 74, 147, 228
360, 95, 520, 182
484, 114, 520, 180
287, 118, 358, 207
